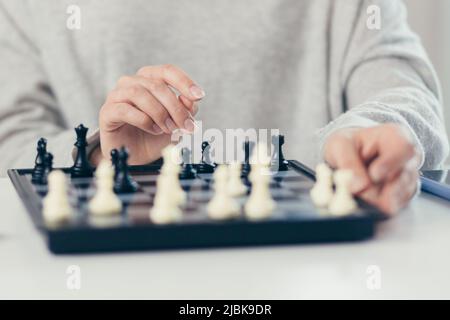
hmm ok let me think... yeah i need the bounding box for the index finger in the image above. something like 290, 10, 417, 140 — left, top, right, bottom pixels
137, 64, 205, 101
364, 135, 419, 183
324, 131, 372, 194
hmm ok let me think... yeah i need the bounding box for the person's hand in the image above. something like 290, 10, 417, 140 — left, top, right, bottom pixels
96, 64, 204, 165
323, 124, 422, 215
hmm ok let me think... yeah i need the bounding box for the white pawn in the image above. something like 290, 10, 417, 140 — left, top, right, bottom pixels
89, 160, 122, 216
160, 145, 186, 205
160, 164, 186, 206
310, 163, 334, 208
250, 142, 271, 167
162, 144, 182, 168
207, 165, 240, 220
245, 165, 275, 220
328, 169, 358, 216
43, 170, 72, 227
150, 177, 182, 224
227, 162, 247, 197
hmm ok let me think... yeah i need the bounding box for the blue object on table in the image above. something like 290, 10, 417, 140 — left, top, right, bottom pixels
420, 170, 450, 200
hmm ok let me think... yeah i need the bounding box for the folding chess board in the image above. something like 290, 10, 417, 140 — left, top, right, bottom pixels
8, 160, 382, 254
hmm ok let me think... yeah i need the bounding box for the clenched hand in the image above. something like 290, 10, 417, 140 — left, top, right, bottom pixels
95, 64, 204, 165
323, 124, 422, 215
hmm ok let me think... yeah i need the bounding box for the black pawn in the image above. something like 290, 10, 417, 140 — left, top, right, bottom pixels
31, 138, 48, 184
179, 147, 196, 179
114, 147, 138, 194
41, 152, 53, 185
241, 139, 254, 177
196, 141, 215, 174
271, 135, 289, 171
110, 149, 119, 181
71, 124, 94, 178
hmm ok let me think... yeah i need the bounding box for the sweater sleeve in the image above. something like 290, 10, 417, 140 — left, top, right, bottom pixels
318, 0, 449, 169
0, 1, 76, 176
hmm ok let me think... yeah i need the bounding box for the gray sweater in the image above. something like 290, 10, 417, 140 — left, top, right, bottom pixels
0, 0, 448, 176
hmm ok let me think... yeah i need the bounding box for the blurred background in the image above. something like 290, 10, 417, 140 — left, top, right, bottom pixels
406, 0, 450, 142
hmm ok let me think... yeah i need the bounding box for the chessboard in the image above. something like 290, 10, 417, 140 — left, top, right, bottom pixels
7, 124, 383, 254
8, 160, 382, 254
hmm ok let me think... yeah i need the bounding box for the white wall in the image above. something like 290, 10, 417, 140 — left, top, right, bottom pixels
404, 0, 450, 135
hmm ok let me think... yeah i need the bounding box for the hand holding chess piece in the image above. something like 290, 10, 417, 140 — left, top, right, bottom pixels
323, 125, 421, 215
97, 65, 204, 166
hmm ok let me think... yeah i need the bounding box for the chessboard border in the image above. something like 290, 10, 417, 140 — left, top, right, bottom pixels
7, 161, 382, 254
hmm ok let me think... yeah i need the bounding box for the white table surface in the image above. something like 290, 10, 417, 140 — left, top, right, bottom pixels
1, 177, 450, 300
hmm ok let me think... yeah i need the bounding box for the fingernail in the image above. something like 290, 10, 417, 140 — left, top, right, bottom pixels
151, 124, 163, 134
371, 166, 388, 183
190, 85, 205, 99
165, 118, 177, 132
184, 118, 195, 132
351, 176, 368, 194
192, 103, 199, 115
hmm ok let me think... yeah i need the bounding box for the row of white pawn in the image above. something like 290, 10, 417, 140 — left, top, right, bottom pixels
42, 143, 278, 227
150, 143, 277, 224
208, 142, 276, 221
42, 160, 123, 227
310, 163, 358, 216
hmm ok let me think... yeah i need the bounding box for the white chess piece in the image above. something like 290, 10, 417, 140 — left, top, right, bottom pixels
310, 163, 334, 208
160, 163, 186, 206
227, 162, 247, 197
89, 160, 122, 216
42, 170, 72, 227
160, 144, 186, 205
150, 176, 182, 224
207, 165, 240, 220
162, 144, 182, 168
250, 142, 271, 167
328, 169, 358, 216
245, 164, 275, 220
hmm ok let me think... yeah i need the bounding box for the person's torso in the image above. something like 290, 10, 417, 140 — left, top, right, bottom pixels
21, 0, 350, 166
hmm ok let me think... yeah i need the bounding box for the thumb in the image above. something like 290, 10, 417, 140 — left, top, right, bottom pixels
324, 131, 371, 194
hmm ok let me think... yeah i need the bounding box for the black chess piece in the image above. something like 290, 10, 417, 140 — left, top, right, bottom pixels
31, 138, 48, 184
110, 148, 119, 180
71, 124, 94, 178
41, 152, 53, 185
241, 139, 254, 177
114, 147, 138, 194
179, 147, 197, 179
196, 141, 215, 174
271, 135, 289, 171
